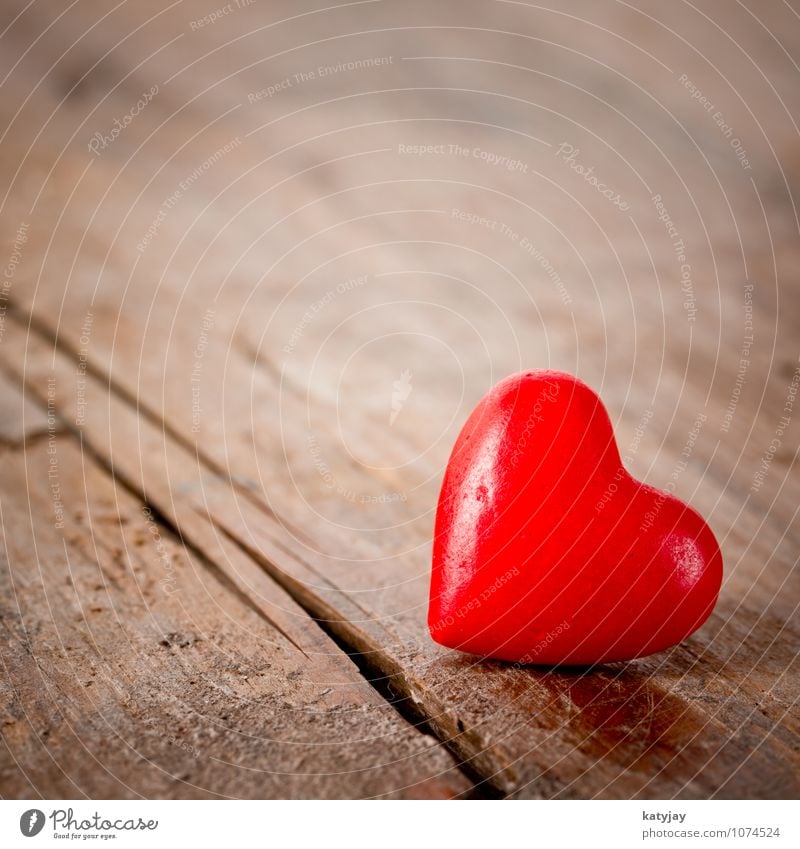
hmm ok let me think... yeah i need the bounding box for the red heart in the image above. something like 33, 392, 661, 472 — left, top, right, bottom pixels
429, 370, 722, 665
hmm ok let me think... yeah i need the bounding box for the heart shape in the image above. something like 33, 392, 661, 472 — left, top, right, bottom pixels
428, 370, 722, 665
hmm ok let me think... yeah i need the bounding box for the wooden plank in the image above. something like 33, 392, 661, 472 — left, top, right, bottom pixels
4, 311, 797, 799
0, 373, 471, 799
0, 0, 797, 799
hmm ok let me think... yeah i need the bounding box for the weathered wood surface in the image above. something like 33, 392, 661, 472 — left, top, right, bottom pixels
0, 368, 470, 798
1, 0, 798, 798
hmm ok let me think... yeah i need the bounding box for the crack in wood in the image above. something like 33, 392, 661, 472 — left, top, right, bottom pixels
14, 309, 322, 545
207, 512, 510, 796
1, 340, 312, 661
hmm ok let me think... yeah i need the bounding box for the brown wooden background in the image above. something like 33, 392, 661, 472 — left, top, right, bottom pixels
0, 0, 798, 799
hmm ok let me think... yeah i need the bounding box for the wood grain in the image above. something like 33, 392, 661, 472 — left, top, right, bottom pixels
0, 360, 471, 798
0, 0, 797, 798
0, 371, 51, 445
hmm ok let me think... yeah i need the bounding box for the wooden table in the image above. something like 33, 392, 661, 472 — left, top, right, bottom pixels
1, 0, 797, 799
